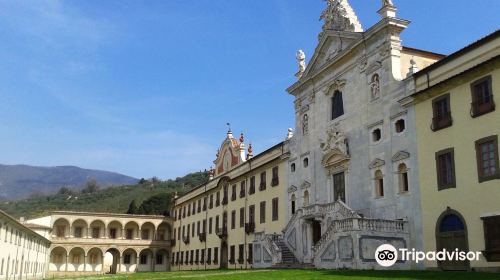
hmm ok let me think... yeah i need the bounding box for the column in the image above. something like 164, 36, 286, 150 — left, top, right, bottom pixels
84, 255, 87, 272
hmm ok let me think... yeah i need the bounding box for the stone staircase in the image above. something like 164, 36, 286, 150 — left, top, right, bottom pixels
272, 239, 315, 269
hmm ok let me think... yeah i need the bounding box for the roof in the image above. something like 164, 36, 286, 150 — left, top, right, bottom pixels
413, 29, 500, 77
411, 55, 499, 98
402, 46, 446, 60
0, 209, 51, 243
174, 141, 285, 202
22, 223, 52, 230
49, 210, 171, 220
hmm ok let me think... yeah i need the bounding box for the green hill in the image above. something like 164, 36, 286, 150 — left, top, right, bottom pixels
0, 171, 208, 219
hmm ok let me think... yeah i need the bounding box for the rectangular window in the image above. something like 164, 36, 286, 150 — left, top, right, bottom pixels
124, 254, 131, 264
216, 191, 220, 206
209, 217, 213, 234
195, 249, 199, 264
240, 181, 246, 198
331, 90, 344, 120
197, 221, 200, 235
471, 75, 495, 117
209, 194, 213, 209
231, 185, 237, 201
216, 215, 219, 230
140, 254, 147, 265
74, 227, 82, 238
272, 198, 279, 221
92, 227, 100, 239
238, 244, 244, 263
207, 248, 212, 264
141, 229, 149, 240
432, 93, 452, 131
248, 244, 253, 263
260, 201, 266, 224
229, 245, 235, 264
231, 210, 236, 229
482, 215, 500, 261
192, 222, 195, 237
197, 199, 201, 213
259, 172, 266, 191
475, 135, 500, 182
240, 207, 245, 228
435, 148, 456, 190
249, 176, 256, 194
249, 205, 255, 224
201, 249, 205, 264
214, 247, 218, 264
187, 225, 190, 238
333, 172, 346, 202
271, 166, 279, 186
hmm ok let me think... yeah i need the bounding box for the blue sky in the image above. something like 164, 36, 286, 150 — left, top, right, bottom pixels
0, 0, 498, 179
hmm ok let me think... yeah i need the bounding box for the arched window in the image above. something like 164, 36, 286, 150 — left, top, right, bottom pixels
375, 170, 384, 197
331, 90, 344, 120
302, 114, 309, 135
370, 74, 380, 99
439, 214, 465, 232
303, 158, 309, 168
290, 163, 296, 172
291, 194, 296, 215
395, 119, 405, 133
303, 190, 309, 206
398, 163, 409, 193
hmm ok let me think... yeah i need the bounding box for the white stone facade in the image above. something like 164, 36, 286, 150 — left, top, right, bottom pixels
281, 0, 442, 270
0, 210, 51, 280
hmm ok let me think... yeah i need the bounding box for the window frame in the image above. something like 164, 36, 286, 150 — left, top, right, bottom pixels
435, 148, 456, 190
475, 135, 500, 183
431, 93, 453, 131
481, 215, 500, 262
471, 75, 495, 118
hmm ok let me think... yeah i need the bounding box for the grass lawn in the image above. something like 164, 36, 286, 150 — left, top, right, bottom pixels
51, 269, 500, 280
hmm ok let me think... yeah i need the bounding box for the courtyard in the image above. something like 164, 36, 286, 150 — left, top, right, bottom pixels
49, 269, 500, 280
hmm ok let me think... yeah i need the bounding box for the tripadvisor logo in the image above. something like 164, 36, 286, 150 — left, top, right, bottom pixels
375, 244, 482, 267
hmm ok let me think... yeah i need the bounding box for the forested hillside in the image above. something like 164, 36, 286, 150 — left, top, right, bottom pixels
0, 171, 208, 219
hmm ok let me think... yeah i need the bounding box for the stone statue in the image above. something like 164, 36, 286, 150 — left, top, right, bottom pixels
295, 50, 306, 78
370, 74, 380, 99
320, 0, 362, 32
320, 126, 348, 155
382, 0, 394, 6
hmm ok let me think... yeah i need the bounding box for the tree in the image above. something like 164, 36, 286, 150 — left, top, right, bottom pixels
127, 200, 138, 214
82, 179, 99, 194
137, 193, 172, 215
58, 187, 73, 195
138, 178, 147, 185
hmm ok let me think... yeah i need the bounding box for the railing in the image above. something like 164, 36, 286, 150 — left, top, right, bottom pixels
431, 114, 452, 131
198, 232, 206, 242
312, 217, 407, 255
263, 233, 282, 264
216, 227, 227, 239
245, 222, 255, 234
302, 200, 360, 219
471, 96, 495, 117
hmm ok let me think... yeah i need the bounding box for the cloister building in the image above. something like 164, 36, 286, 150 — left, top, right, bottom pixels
26, 211, 173, 277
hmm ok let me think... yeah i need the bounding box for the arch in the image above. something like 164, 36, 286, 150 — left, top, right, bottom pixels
107, 220, 123, 239
155, 249, 169, 272
71, 219, 88, 238
104, 248, 121, 274
49, 246, 67, 272
138, 248, 154, 272
52, 218, 70, 238
303, 190, 310, 206
121, 248, 138, 273
89, 220, 106, 239
140, 222, 156, 240
86, 247, 104, 272
435, 208, 469, 271
124, 221, 139, 240
157, 222, 171, 241
67, 247, 85, 272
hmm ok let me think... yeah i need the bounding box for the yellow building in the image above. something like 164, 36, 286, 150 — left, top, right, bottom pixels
409, 30, 500, 271
170, 130, 290, 270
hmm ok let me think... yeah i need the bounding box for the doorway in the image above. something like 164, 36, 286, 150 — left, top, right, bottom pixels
220, 241, 228, 269
436, 210, 469, 271
312, 220, 322, 245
